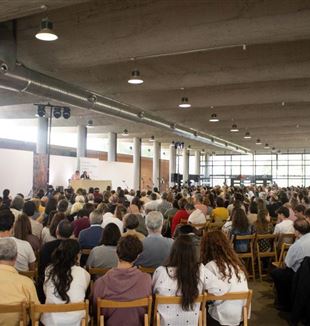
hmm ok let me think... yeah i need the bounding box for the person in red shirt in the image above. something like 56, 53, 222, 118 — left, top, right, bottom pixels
171, 199, 195, 236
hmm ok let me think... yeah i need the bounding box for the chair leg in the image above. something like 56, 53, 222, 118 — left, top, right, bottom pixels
198, 311, 202, 326
251, 256, 255, 281
257, 255, 262, 281
243, 306, 248, 326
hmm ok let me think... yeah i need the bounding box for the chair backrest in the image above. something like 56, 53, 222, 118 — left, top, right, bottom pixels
81, 249, 92, 256
87, 267, 110, 277
138, 266, 156, 275
18, 270, 37, 281
256, 233, 277, 254
205, 291, 252, 326
30, 300, 89, 326
153, 294, 204, 326
278, 233, 295, 245
0, 302, 27, 325
278, 242, 292, 267
234, 234, 256, 253
97, 296, 152, 326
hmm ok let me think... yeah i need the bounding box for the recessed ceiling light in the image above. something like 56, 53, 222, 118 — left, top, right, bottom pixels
122, 129, 128, 136
264, 143, 270, 149
128, 69, 144, 85
35, 18, 58, 41
178, 97, 191, 108
149, 135, 155, 142
244, 131, 251, 139
255, 139, 262, 145
230, 124, 239, 132
209, 113, 219, 122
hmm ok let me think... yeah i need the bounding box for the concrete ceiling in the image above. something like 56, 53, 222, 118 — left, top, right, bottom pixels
1, 0, 310, 153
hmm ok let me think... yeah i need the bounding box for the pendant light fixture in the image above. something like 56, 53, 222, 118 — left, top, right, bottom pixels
149, 135, 155, 142
255, 139, 262, 145
264, 143, 270, 149
35, 18, 58, 41
122, 129, 129, 136
86, 120, 94, 128
244, 131, 251, 139
128, 69, 144, 85
178, 97, 191, 109
209, 113, 219, 122
230, 124, 239, 132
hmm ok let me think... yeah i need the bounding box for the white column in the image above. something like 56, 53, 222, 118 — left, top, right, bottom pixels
205, 154, 210, 179
36, 116, 48, 154
183, 148, 189, 185
133, 137, 141, 190
169, 144, 176, 187
77, 125, 87, 158
153, 140, 161, 189
108, 132, 117, 161
194, 150, 201, 175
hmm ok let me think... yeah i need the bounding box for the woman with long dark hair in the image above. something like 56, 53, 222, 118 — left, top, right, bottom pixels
41, 239, 90, 325
152, 234, 227, 325
201, 231, 249, 326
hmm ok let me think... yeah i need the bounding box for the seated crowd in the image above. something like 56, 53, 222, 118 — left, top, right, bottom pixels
0, 184, 310, 325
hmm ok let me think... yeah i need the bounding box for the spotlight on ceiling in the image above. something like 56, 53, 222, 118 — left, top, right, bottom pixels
35, 18, 58, 41
264, 143, 270, 149
86, 120, 94, 128
230, 124, 239, 132
272, 147, 276, 152
122, 129, 129, 136
178, 97, 191, 109
255, 139, 262, 145
209, 113, 219, 122
149, 135, 155, 142
35, 105, 46, 117
128, 69, 144, 85
62, 107, 71, 119
53, 107, 61, 119
244, 131, 251, 139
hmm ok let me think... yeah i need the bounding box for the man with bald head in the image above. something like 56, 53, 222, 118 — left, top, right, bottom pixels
0, 238, 39, 325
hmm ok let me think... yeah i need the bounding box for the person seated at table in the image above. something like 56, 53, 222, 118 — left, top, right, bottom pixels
92, 235, 152, 325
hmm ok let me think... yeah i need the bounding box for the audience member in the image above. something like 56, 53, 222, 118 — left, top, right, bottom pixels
153, 234, 227, 325
135, 211, 173, 268
22, 200, 43, 239
10, 195, 24, 221
157, 192, 172, 216
122, 214, 145, 241
87, 223, 121, 268
253, 210, 274, 252
274, 206, 295, 236
144, 192, 160, 212
41, 239, 90, 325
13, 213, 40, 252
211, 197, 229, 223
0, 238, 39, 325
92, 236, 152, 325
72, 208, 91, 238
171, 198, 189, 235
0, 209, 36, 272
201, 230, 248, 325
79, 209, 103, 249
101, 204, 124, 234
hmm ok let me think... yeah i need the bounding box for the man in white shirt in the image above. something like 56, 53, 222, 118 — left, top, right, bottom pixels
271, 219, 310, 311
274, 206, 294, 236
0, 209, 36, 272
144, 193, 161, 212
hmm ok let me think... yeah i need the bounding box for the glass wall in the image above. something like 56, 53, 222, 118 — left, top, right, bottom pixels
203, 153, 310, 187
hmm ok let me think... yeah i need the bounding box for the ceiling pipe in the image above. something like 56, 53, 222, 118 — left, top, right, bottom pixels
0, 62, 249, 153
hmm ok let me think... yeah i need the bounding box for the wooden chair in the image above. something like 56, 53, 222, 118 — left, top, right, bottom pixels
272, 243, 291, 268
18, 270, 37, 282
276, 233, 295, 252
153, 294, 205, 326
205, 290, 253, 326
81, 249, 92, 256
233, 234, 256, 280
87, 267, 110, 292
97, 296, 152, 326
256, 234, 278, 281
30, 300, 89, 326
138, 266, 156, 275
0, 302, 28, 325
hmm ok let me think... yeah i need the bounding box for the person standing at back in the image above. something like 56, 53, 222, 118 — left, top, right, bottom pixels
135, 211, 173, 268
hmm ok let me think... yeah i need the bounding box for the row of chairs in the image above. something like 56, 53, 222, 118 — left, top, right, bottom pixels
232, 233, 295, 281
1, 290, 252, 326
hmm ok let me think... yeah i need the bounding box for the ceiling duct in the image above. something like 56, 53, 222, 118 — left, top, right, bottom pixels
0, 62, 249, 153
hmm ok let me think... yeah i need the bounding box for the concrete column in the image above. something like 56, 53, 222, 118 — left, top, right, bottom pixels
108, 132, 117, 161
152, 141, 161, 189
169, 144, 176, 187
194, 150, 201, 175
133, 137, 141, 190
205, 154, 210, 179
36, 116, 48, 154
77, 125, 87, 158
183, 148, 189, 185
